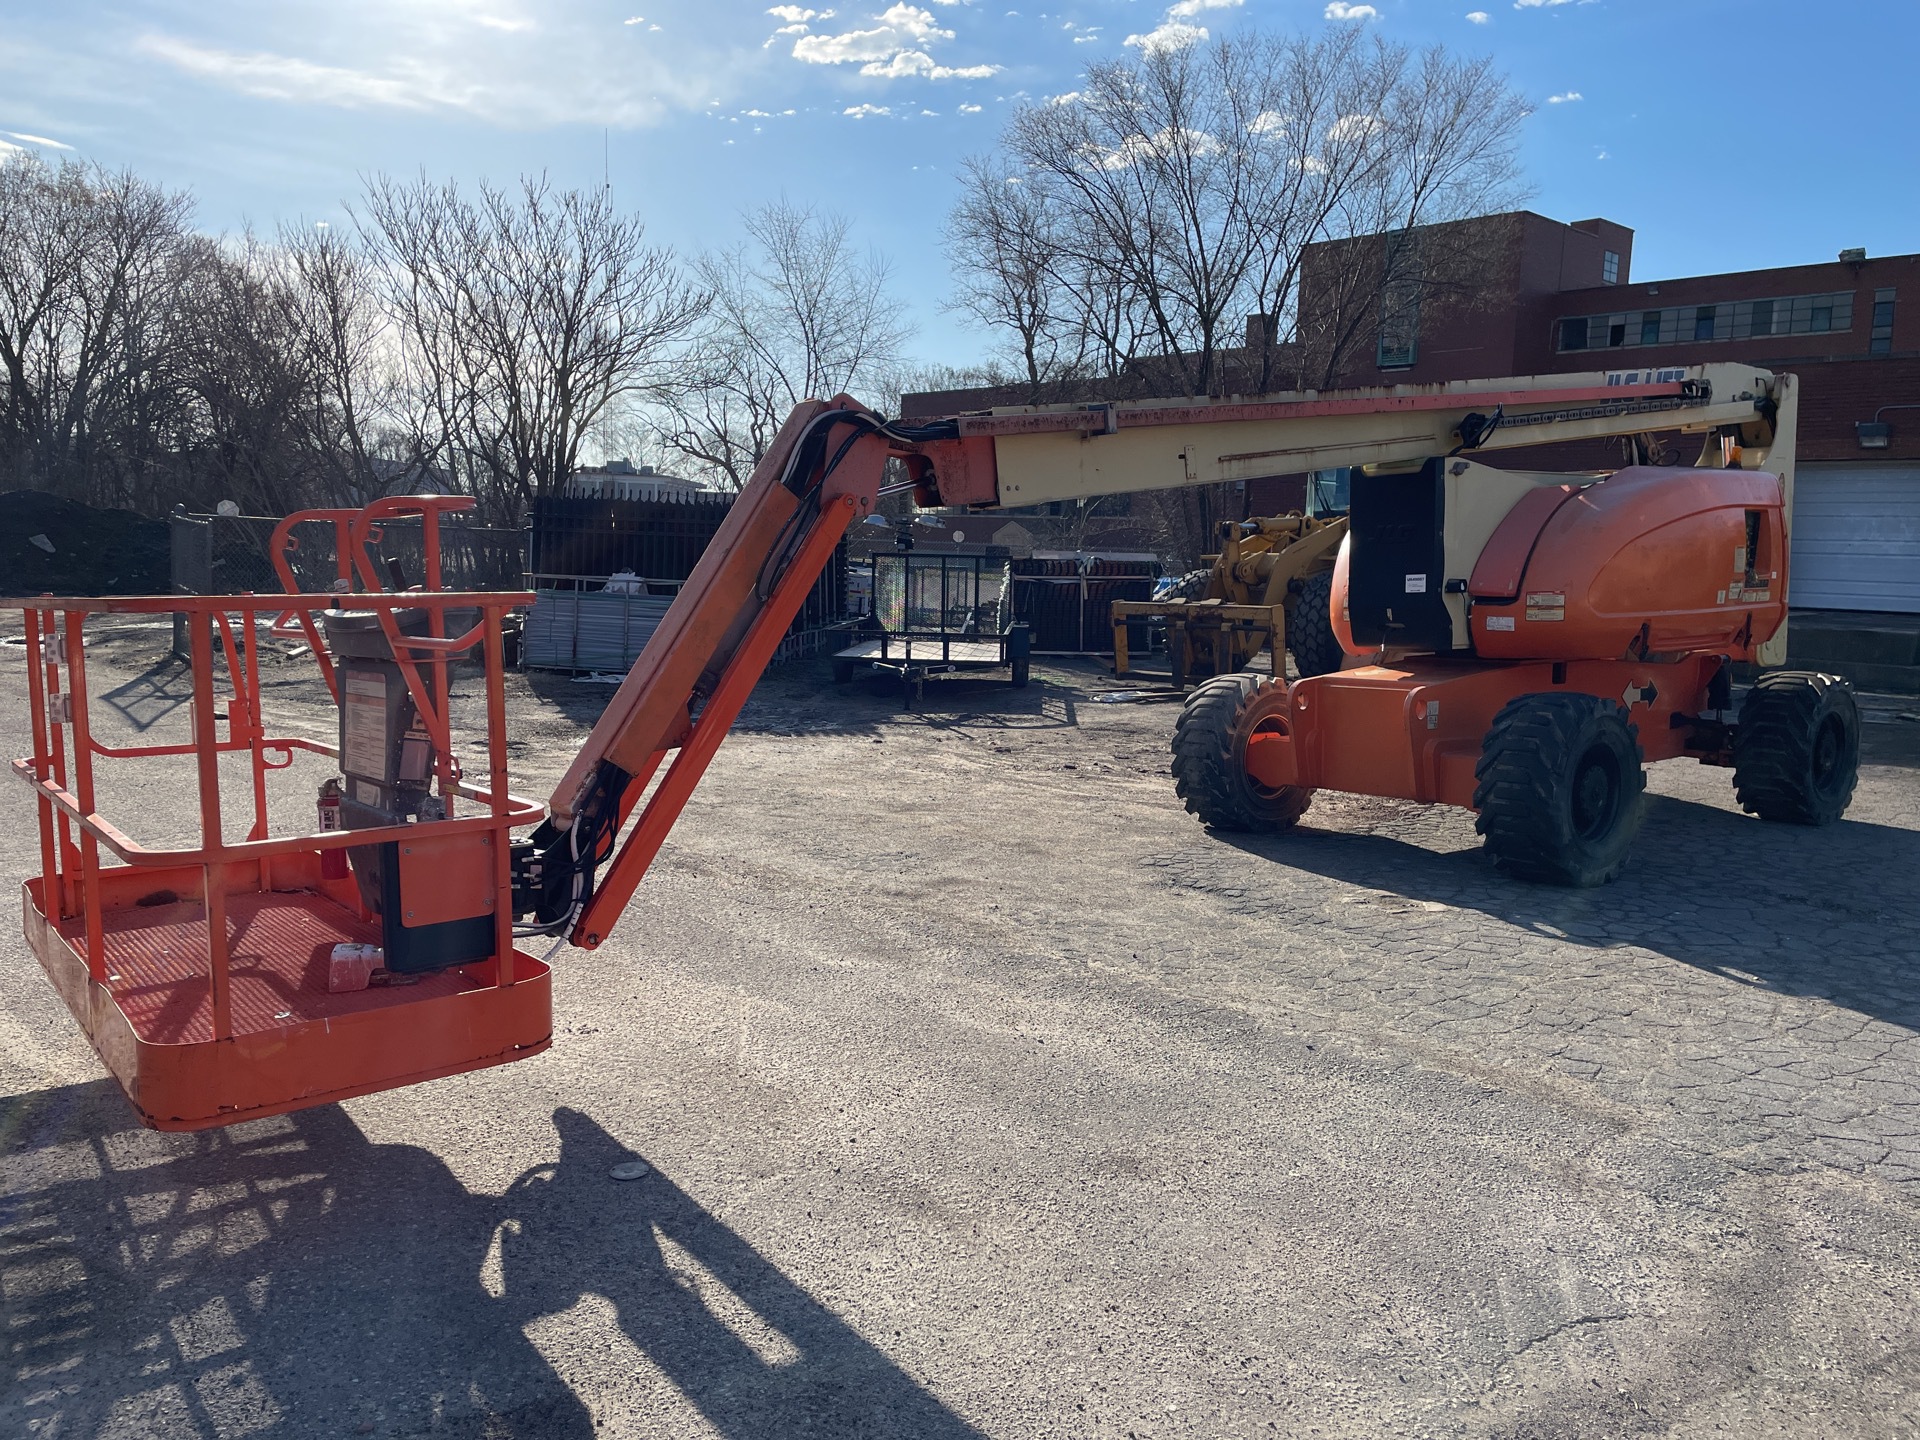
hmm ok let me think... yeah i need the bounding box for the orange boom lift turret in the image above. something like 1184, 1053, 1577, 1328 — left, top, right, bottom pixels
7, 364, 1858, 1129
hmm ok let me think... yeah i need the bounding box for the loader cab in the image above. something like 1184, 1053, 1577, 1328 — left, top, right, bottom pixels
1306, 467, 1352, 519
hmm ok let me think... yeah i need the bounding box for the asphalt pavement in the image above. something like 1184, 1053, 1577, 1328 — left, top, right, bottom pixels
3, 622, 1918, 1439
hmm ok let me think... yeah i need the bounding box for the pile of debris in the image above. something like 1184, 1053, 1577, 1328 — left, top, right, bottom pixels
0, 490, 171, 595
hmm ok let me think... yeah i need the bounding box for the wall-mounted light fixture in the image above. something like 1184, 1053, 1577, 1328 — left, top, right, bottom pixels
1858, 403, 1920, 450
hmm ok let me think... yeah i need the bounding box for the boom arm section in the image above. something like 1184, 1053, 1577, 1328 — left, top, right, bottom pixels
523, 398, 923, 950
524, 363, 1789, 951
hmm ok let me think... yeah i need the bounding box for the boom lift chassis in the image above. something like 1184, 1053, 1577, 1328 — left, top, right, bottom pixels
6, 364, 1860, 1129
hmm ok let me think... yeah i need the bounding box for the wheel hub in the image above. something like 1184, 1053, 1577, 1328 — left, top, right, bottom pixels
1572, 747, 1621, 841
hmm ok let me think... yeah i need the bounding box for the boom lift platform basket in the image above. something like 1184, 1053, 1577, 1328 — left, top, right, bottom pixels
6, 500, 546, 1131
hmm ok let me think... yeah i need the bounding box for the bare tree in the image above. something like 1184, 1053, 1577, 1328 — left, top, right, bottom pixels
357, 173, 704, 524
658, 200, 911, 489
945, 26, 1530, 560
270, 221, 398, 505
0, 152, 197, 505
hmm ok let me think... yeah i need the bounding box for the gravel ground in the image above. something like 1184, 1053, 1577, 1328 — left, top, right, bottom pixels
3, 618, 1919, 1440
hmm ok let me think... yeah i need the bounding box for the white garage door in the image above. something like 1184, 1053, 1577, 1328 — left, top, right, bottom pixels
1790, 463, 1920, 613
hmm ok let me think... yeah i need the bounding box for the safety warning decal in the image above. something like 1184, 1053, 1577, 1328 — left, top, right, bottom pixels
1485, 615, 1516, 632
1405, 574, 1428, 593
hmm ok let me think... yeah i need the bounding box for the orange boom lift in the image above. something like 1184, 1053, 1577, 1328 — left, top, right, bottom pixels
7, 364, 1859, 1129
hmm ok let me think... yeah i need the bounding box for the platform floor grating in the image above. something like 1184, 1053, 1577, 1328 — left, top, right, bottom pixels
58, 890, 484, 1044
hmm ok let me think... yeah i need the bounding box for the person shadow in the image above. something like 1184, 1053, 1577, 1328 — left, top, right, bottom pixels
0, 1084, 982, 1440
491, 1107, 983, 1439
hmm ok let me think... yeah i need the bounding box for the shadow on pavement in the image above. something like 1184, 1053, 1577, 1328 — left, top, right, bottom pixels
1224, 791, 1920, 1031
0, 1083, 981, 1440
99, 654, 196, 733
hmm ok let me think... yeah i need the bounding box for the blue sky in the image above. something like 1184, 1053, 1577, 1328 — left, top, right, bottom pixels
3, 0, 1914, 371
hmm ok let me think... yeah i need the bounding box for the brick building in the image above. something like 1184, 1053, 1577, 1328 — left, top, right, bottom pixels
905, 210, 1918, 620
1302, 211, 1919, 616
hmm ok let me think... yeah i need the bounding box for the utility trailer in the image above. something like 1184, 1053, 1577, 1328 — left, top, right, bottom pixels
831, 548, 1032, 702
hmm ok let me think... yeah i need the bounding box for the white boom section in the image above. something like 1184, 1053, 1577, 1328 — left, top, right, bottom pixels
964, 363, 1786, 506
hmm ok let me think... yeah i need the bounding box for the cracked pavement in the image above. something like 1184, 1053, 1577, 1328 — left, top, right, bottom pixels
2, 624, 1918, 1439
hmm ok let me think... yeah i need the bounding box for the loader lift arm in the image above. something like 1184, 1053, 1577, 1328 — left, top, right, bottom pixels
524, 364, 1792, 949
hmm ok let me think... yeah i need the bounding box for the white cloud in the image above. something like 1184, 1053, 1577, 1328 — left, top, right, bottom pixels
1073, 33, 1098, 42
789, 4, 997, 78
766, 5, 818, 19
861, 48, 999, 77
2, 130, 73, 149
793, 5, 951, 62
921, 107, 938, 114
1246, 110, 1286, 136
958, 101, 982, 112
1595, 149, 1609, 160
1326, 112, 1383, 143
843, 103, 892, 117
1100, 124, 1221, 171
1124, 20, 1207, 52
1324, 1, 1377, 18
624, 14, 647, 23
475, 14, 532, 31
135, 20, 715, 127
1547, 90, 1582, 103
1514, 0, 1572, 7
1465, 9, 1490, 20
138, 36, 433, 110
1166, 0, 1240, 15
1047, 90, 1080, 105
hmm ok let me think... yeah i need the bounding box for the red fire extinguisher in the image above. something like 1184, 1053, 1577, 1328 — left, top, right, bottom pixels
317, 778, 348, 880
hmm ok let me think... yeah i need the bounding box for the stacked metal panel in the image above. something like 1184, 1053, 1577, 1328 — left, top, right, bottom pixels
523, 589, 675, 672
1009, 556, 1160, 652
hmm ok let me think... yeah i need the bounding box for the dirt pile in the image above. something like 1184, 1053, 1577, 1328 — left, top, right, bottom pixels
1, 490, 171, 596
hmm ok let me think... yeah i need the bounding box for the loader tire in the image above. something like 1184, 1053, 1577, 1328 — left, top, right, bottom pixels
1171, 673, 1313, 832
1473, 693, 1646, 887
1732, 671, 1859, 825
1288, 569, 1343, 679
1167, 568, 1212, 602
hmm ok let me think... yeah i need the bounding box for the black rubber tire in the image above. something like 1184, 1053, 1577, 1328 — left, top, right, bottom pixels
1473, 693, 1646, 887
1732, 671, 1859, 825
1167, 567, 1212, 602
1170, 673, 1313, 832
1288, 569, 1343, 679
1010, 655, 1031, 688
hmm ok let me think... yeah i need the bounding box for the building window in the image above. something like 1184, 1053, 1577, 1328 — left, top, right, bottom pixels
1602, 250, 1620, 285
1871, 287, 1895, 355
1558, 288, 1856, 353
